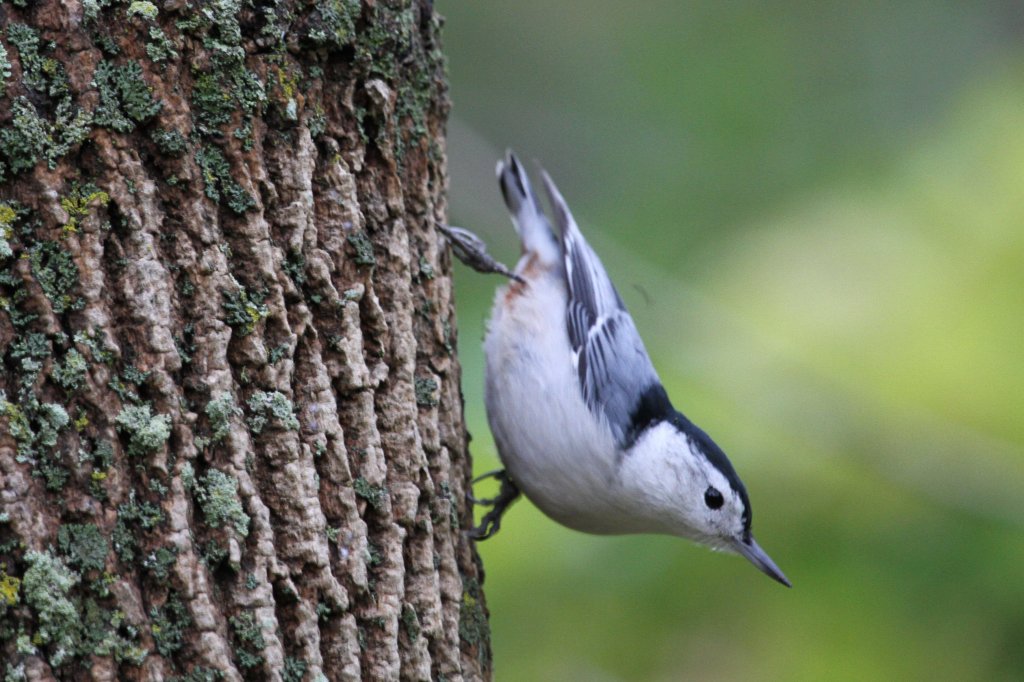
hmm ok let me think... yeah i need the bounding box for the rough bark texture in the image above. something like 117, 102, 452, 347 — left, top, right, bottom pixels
0, 2, 491, 680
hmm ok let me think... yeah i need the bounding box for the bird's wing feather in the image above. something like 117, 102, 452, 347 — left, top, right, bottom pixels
540, 170, 665, 445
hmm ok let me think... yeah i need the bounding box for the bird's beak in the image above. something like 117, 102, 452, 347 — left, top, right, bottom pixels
733, 536, 791, 587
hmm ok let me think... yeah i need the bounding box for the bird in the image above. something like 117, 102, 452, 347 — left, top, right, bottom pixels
448, 151, 790, 587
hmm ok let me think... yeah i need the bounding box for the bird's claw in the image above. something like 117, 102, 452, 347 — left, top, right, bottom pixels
467, 469, 521, 540
438, 223, 524, 283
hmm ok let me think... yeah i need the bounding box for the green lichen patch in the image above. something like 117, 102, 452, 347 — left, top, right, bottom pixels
0, 271, 39, 329
1, 97, 49, 175
349, 4, 445, 163
60, 183, 110, 233
205, 392, 241, 444
182, 0, 265, 139
22, 550, 80, 667
179, 460, 196, 491
195, 145, 255, 214
458, 577, 491, 667
4, 662, 26, 681
112, 491, 165, 563
47, 99, 94, 166
84, 439, 115, 497
88, 570, 115, 598
353, 477, 388, 513
267, 61, 301, 122
115, 404, 171, 458
33, 413, 72, 491
8, 330, 50, 364
0, 39, 11, 98
1, 393, 33, 458
145, 26, 178, 63
0, 570, 20, 610
366, 541, 383, 568
51, 348, 88, 391
150, 128, 187, 156
73, 409, 89, 431
148, 476, 168, 497
283, 250, 306, 286
172, 321, 193, 364
82, 0, 115, 22
126, 1, 158, 20
73, 329, 115, 365
92, 60, 161, 133
246, 390, 298, 433
7, 23, 68, 97
108, 365, 149, 403
433, 481, 459, 530
414, 376, 438, 407
175, 0, 243, 56
305, 0, 359, 49
401, 603, 421, 642
29, 240, 83, 314
33, 402, 69, 450
308, 104, 327, 138
110, 373, 142, 404
119, 493, 165, 531
1, 26, 93, 175
190, 72, 236, 135
223, 64, 265, 120
2, 385, 72, 489
141, 544, 177, 579
150, 593, 190, 657
0, 201, 17, 228
222, 285, 268, 336
267, 343, 289, 365
282, 657, 308, 682
229, 611, 266, 669
418, 255, 435, 280
80, 597, 148, 665
352, 6, 414, 81
194, 469, 250, 537
58, 523, 109, 572
0, 203, 17, 259
346, 230, 376, 266
199, 539, 228, 567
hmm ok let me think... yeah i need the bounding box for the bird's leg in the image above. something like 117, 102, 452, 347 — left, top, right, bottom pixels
467, 468, 507, 506
467, 469, 521, 541
437, 223, 524, 283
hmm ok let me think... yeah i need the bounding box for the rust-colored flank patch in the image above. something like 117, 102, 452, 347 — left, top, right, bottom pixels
503, 252, 546, 302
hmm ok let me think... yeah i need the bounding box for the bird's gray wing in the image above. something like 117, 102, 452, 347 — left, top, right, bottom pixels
540, 171, 665, 446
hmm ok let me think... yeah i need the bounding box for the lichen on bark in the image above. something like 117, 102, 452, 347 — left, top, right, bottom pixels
0, 1, 489, 679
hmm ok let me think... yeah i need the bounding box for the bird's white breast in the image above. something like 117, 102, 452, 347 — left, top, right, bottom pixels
483, 264, 643, 534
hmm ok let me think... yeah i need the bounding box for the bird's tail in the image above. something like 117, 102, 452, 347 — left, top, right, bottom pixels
496, 150, 560, 266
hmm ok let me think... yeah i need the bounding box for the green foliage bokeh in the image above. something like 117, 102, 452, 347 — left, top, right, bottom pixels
439, 2, 1024, 680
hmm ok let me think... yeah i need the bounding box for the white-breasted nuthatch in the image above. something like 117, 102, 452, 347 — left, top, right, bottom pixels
449, 151, 790, 587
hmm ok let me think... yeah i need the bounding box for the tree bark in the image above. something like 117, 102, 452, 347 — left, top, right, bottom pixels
0, 2, 491, 680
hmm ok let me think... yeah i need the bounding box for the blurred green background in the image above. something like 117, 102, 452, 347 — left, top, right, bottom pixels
436, 2, 1024, 680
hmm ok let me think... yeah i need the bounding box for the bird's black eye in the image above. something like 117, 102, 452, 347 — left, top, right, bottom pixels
704, 486, 724, 510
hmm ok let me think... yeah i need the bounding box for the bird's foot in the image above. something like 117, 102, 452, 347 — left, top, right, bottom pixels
467, 469, 521, 540
438, 223, 524, 283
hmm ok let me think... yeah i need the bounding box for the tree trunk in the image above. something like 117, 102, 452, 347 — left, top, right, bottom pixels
0, 2, 491, 680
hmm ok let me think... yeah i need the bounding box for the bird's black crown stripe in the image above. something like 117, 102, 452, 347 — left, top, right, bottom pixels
676, 415, 752, 533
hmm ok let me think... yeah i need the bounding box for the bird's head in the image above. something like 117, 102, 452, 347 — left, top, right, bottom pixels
627, 417, 791, 587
